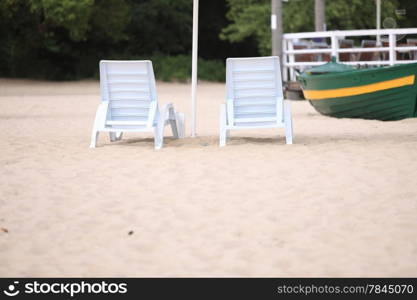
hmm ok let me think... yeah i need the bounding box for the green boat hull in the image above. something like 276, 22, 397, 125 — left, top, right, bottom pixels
298, 62, 417, 121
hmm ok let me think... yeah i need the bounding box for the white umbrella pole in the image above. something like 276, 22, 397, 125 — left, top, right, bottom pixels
191, 0, 199, 137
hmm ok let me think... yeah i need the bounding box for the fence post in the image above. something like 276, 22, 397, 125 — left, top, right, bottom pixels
282, 39, 288, 82
331, 33, 338, 61
389, 33, 396, 66
288, 40, 295, 81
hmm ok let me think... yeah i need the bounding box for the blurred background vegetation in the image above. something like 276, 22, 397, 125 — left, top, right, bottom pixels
0, 0, 416, 81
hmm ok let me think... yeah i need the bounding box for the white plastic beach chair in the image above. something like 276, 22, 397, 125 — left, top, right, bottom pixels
219, 56, 293, 146
90, 60, 185, 150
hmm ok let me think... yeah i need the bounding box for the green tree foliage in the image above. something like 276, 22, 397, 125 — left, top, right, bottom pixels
125, 0, 192, 55
221, 0, 403, 55
0, 0, 229, 80
30, 0, 95, 42
395, 0, 417, 29
0, 0, 131, 79
326, 0, 399, 30
220, 0, 271, 55
1, 0, 416, 81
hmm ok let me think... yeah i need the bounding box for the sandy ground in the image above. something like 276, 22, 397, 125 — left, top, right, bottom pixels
0, 78, 416, 277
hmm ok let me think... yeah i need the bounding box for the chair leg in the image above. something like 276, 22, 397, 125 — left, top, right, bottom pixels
164, 104, 178, 138
154, 110, 165, 150
169, 118, 179, 139
154, 127, 163, 150
115, 132, 123, 141
284, 101, 293, 144
167, 106, 184, 139
109, 132, 123, 142
90, 102, 109, 148
219, 104, 227, 147
109, 132, 117, 142
155, 103, 184, 148
90, 130, 99, 148
176, 112, 185, 138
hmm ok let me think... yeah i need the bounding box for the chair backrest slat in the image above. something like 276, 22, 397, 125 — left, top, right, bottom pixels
226, 57, 283, 126
100, 61, 157, 128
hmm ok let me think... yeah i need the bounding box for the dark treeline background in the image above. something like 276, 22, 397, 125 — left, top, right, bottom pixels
0, 0, 416, 81
0, 0, 258, 81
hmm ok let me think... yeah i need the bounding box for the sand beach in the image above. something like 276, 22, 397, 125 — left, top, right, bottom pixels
0, 78, 417, 277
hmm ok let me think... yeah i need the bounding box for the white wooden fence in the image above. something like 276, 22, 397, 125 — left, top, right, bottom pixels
282, 28, 417, 82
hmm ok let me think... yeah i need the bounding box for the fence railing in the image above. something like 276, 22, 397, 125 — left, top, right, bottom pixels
282, 28, 417, 82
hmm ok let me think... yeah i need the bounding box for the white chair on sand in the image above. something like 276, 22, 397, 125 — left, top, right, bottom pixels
219, 56, 293, 146
90, 60, 185, 150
